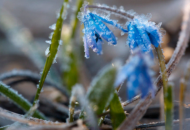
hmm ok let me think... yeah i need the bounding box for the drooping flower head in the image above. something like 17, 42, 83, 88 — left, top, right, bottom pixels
114, 48, 155, 100
78, 4, 128, 58
126, 13, 163, 53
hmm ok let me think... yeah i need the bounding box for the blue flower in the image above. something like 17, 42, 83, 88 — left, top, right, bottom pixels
114, 49, 155, 100
79, 11, 128, 58
126, 14, 162, 53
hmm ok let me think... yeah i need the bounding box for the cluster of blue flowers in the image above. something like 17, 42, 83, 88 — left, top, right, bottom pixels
78, 5, 163, 99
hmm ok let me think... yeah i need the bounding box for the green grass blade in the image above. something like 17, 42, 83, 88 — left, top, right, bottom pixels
70, 0, 84, 38
61, 0, 93, 92
0, 82, 45, 119
32, 0, 69, 112
61, 0, 84, 91
110, 92, 126, 130
80, 64, 116, 118
62, 53, 79, 92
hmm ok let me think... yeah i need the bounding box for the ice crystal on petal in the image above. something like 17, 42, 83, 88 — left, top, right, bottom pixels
114, 49, 155, 100
126, 13, 163, 53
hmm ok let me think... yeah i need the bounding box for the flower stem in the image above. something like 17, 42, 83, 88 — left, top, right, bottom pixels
155, 45, 168, 93
155, 45, 171, 129
179, 61, 190, 130
0, 82, 45, 119
165, 83, 173, 130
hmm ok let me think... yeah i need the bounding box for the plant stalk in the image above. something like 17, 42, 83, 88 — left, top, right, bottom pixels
68, 95, 76, 123
179, 61, 190, 130
155, 45, 171, 130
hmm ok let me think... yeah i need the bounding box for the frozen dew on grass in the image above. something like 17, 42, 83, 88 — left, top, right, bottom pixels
45, 40, 51, 44
49, 23, 56, 30
45, 47, 50, 57
114, 49, 156, 100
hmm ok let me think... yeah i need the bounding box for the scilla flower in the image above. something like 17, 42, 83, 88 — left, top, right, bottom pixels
126, 14, 163, 53
78, 9, 127, 58
114, 48, 155, 100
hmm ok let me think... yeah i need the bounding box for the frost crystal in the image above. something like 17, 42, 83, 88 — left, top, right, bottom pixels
121, 31, 125, 36
49, 32, 54, 39
59, 40, 63, 45
114, 49, 155, 100
45, 40, 51, 44
126, 13, 163, 53
49, 24, 56, 30
45, 47, 50, 57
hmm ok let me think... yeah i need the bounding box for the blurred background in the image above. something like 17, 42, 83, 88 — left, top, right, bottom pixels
0, 0, 189, 129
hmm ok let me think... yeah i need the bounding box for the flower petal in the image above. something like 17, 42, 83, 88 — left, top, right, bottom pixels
90, 13, 128, 33
134, 19, 152, 52
90, 13, 117, 45
83, 14, 98, 52
127, 22, 139, 52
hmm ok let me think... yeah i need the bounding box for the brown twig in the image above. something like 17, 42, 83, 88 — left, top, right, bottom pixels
86, 5, 134, 19
136, 118, 190, 129
0, 107, 65, 126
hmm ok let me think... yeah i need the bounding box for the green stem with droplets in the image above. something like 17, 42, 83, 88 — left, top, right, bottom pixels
30, 0, 68, 117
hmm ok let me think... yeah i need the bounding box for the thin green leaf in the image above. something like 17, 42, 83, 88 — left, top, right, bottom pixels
63, 53, 79, 91
0, 82, 45, 119
32, 0, 69, 113
61, 0, 84, 91
110, 92, 126, 130
70, 0, 84, 38
61, 0, 93, 92
80, 64, 116, 118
